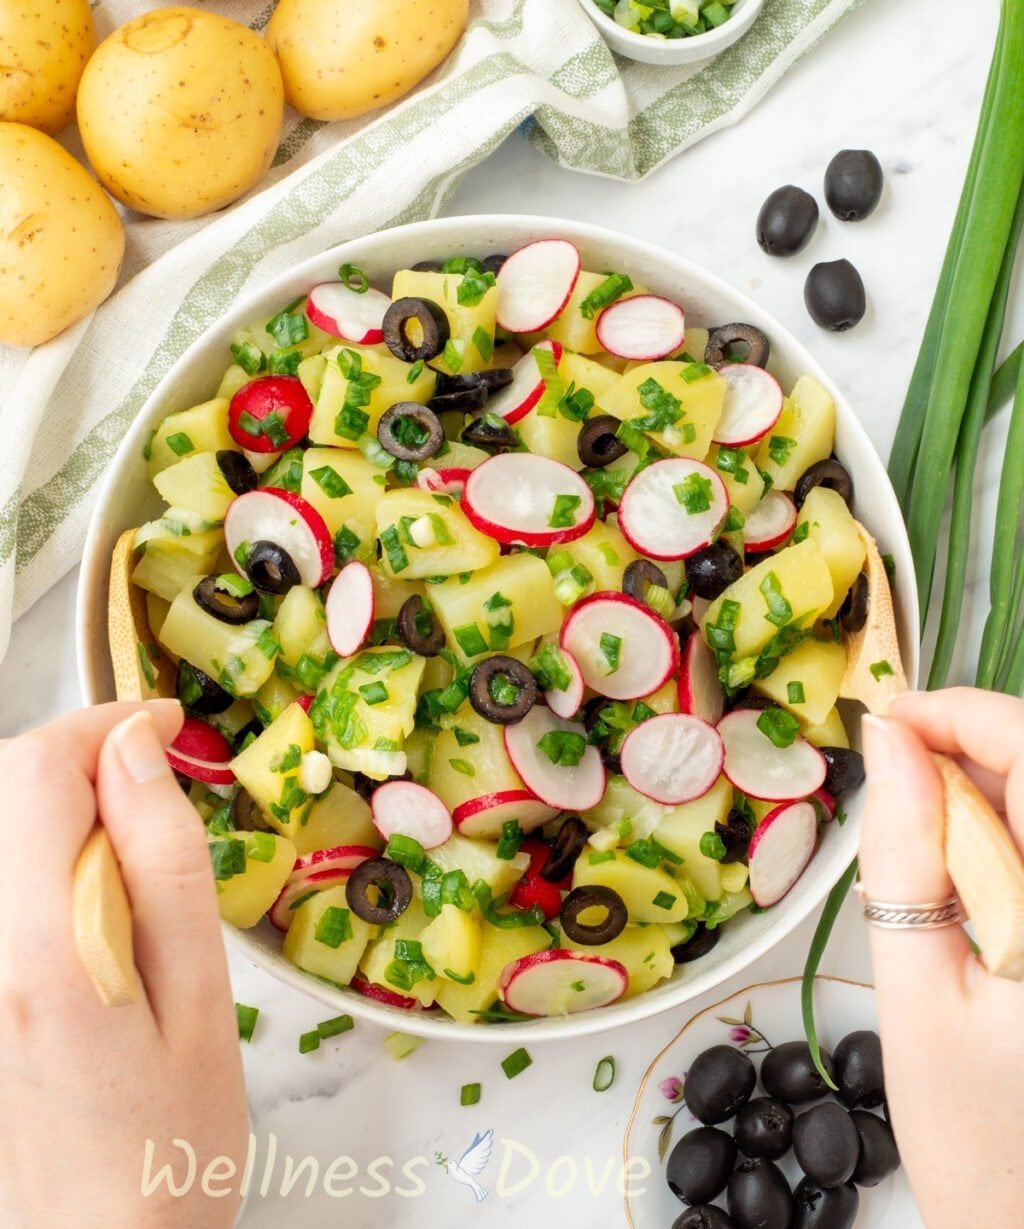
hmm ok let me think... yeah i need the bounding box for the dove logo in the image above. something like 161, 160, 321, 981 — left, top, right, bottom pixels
435, 1129, 494, 1203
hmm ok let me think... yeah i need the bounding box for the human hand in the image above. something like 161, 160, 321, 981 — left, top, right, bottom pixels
0, 702, 247, 1229
858, 687, 1024, 1229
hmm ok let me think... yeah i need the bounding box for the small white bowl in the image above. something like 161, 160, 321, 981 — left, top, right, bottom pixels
577, 0, 765, 66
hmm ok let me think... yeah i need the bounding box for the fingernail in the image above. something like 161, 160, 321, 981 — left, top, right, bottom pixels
113, 712, 171, 784
862, 714, 897, 781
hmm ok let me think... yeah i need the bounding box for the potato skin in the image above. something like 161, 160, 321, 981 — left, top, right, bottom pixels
0, 0, 96, 136
0, 123, 124, 348
266, 0, 469, 122
77, 7, 284, 221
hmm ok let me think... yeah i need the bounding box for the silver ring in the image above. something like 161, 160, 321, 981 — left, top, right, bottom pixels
855, 884, 966, 930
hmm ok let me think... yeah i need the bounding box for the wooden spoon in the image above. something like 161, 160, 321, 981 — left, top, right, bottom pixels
842, 521, 1024, 979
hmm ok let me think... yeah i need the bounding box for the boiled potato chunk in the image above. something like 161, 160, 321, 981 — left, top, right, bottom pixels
560, 923, 673, 998
599, 361, 726, 459
420, 904, 482, 983
359, 894, 437, 1007
562, 350, 622, 400
273, 586, 326, 668
428, 703, 529, 815
132, 535, 221, 604
160, 588, 276, 697
153, 452, 235, 523
798, 486, 867, 618
435, 923, 550, 1023
391, 268, 497, 376
573, 851, 689, 924
752, 635, 848, 726
77, 8, 284, 220
559, 520, 640, 594
0, 123, 124, 347
585, 774, 667, 840
254, 673, 302, 724
424, 832, 529, 899
532, 272, 645, 355
0, 1, 95, 134
429, 553, 562, 656
148, 399, 234, 478
283, 885, 374, 988
300, 447, 382, 552
376, 488, 499, 580
291, 781, 382, 856
516, 407, 584, 471
801, 705, 851, 750
755, 375, 835, 493
231, 703, 318, 836
310, 345, 437, 447
706, 445, 767, 517
211, 830, 295, 928
653, 775, 734, 902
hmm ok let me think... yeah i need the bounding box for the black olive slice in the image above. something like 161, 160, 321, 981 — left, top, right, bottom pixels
377, 402, 444, 462
461, 412, 517, 453
540, 815, 589, 882
232, 719, 264, 753
468, 656, 538, 725
716, 807, 753, 863
581, 697, 623, 775
622, 559, 669, 604
438, 368, 515, 395
411, 260, 443, 273
382, 296, 451, 363
794, 457, 854, 508
232, 790, 260, 831
671, 922, 721, 963
821, 746, 865, 795
728, 693, 776, 713
577, 414, 628, 468
244, 540, 301, 595
685, 540, 744, 600
193, 575, 260, 624
839, 571, 869, 633
216, 450, 258, 496
705, 323, 771, 370
429, 384, 489, 413
396, 595, 446, 657
177, 660, 234, 714
481, 253, 508, 276
350, 769, 413, 803
345, 857, 413, 924
560, 885, 628, 945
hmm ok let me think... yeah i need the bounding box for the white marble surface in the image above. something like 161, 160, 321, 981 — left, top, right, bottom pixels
1, 0, 1017, 1223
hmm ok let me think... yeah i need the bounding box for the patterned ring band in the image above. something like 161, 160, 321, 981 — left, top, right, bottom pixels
855, 886, 966, 930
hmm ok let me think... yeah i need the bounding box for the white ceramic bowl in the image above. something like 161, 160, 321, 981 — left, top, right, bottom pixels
77, 214, 918, 1043
576, 0, 766, 66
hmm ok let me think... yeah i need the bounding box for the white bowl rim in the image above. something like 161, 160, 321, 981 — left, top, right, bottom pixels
76, 212, 919, 1044
579, 0, 766, 53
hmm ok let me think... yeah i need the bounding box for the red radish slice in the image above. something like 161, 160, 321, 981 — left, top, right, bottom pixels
544, 647, 585, 720
417, 466, 472, 497
678, 633, 726, 725
296, 694, 314, 714
371, 781, 453, 849
463, 453, 595, 548
503, 705, 605, 812
167, 716, 235, 785
743, 490, 797, 552
269, 867, 352, 932
326, 561, 374, 657
452, 790, 556, 840
596, 294, 686, 361
225, 487, 333, 588
486, 341, 564, 425
812, 786, 837, 821
290, 845, 379, 882
229, 375, 314, 453
499, 949, 628, 1016
748, 800, 819, 907
620, 713, 723, 805
351, 974, 420, 1011
508, 839, 570, 920
717, 709, 827, 801
306, 281, 390, 345
560, 592, 679, 701
711, 364, 784, 448
497, 239, 581, 334
618, 458, 729, 561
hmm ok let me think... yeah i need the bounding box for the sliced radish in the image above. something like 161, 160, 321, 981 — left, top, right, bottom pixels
620, 713, 723, 805
290, 844, 379, 882
167, 716, 235, 785
544, 647, 585, 720
350, 974, 420, 1011
717, 709, 827, 801
497, 239, 581, 334
811, 786, 837, 821
560, 592, 679, 701
503, 706, 606, 812
462, 453, 595, 548
371, 781, 453, 849
499, 949, 628, 1016
485, 341, 563, 425
229, 375, 313, 453
416, 466, 472, 497
595, 294, 686, 361
743, 490, 797, 552
326, 561, 374, 657
452, 790, 556, 840
269, 867, 352, 932
711, 364, 784, 448
678, 633, 726, 725
508, 839, 569, 920
296, 694, 314, 714
618, 458, 729, 561
748, 800, 819, 907
225, 487, 333, 589
306, 281, 390, 345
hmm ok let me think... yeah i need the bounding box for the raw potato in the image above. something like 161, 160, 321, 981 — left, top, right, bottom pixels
0, 0, 96, 134
266, 0, 469, 123
77, 7, 284, 220
0, 123, 124, 347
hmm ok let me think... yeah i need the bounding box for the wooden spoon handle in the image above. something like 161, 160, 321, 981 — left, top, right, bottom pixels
72, 824, 138, 1006
938, 754, 1024, 980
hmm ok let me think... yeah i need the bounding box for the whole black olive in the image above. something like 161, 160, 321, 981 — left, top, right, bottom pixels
671, 922, 720, 964
683, 1045, 756, 1125
839, 572, 868, 634
345, 858, 412, 924
673, 1207, 736, 1229
540, 815, 588, 882
705, 323, 771, 370
666, 1127, 737, 1206
833, 1030, 885, 1109
481, 253, 508, 276
727, 1158, 793, 1229
756, 185, 819, 257
804, 260, 866, 332
462, 412, 517, 452
396, 595, 446, 657
716, 807, 753, 864
193, 574, 261, 624
468, 655, 538, 724
245, 540, 302, 595
382, 297, 450, 363
792, 1102, 859, 1188
733, 1097, 793, 1160
560, 885, 628, 946
792, 1178, 859, 1229
216, 450, 258, 496
821, 747, 865, 796
849, 1110, 900, 1186
177, 660, 234, 715
760, 1041, 835, 1104
685, 540, 744, 601
824, 150, 884, 222
377, 402, 444, 462
622, 558, 669, 604
794, 458, 854, 509
577, 415, 628, 468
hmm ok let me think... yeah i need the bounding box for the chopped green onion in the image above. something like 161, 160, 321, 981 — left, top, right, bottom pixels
299, 1030, 321, 1054
536, 729, 587, 767
756, 706, 800, 748
318, 1014, 355, 1039
338, 263, 369, 293
383, 1032, 423, 1061
460, 1082, 482, 1106
496, 820, 524, 861
599, 632, 622, 673
236, 1003, 260, 1043
501, 1047, 533, 1079
549, 493, 582, 528
592, 1056, 616, 1093
699, 831, 727, 861
787, 681, 806, 704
